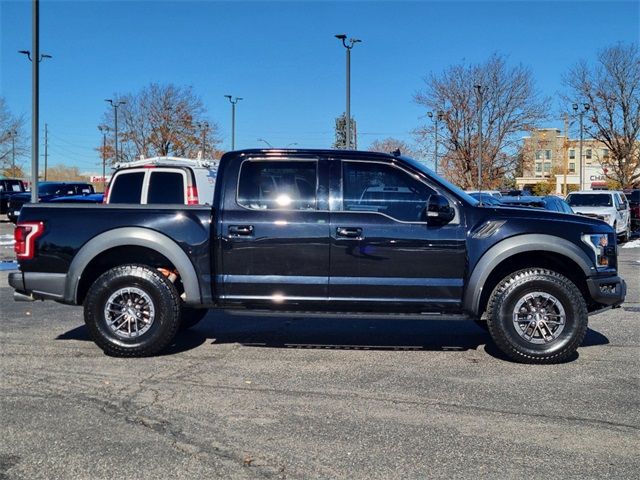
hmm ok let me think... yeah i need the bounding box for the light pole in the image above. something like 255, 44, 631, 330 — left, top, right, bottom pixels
195, 122, 209, 159
474, 85, 485, 195
18, 0, 52, 202
257, 138, 273, 148
98, 125, 109, 192
427, 110, 444, 175
573, 103, 590, 191
225, 95, 242, 150
105, 99, 126, 163
335, 34, 361, 150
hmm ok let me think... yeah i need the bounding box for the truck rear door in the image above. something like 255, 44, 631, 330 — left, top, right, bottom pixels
217, 156, 330, 305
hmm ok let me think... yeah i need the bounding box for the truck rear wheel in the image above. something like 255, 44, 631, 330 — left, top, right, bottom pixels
84, 264, 181, 357
486, 268, 588, 364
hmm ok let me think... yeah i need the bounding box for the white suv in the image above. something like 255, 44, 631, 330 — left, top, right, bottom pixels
106, 157, 218, 205
566, 190, 631, 241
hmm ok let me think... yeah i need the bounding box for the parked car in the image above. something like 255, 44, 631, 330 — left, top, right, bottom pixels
566, 191, 631, 241
501, 189, 532, 197
106, 157, 218, 205
466, 190, 502, 198
7, 181, 95, 223
0, 178, 26, 217
623, 189, 639, 231
500, 195, 574, 214
48, 193, 104, 204
466, 192, 503, 206
10, 148, 626, 363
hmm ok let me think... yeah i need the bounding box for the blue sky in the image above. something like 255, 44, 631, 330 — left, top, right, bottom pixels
1, 0, 639, 173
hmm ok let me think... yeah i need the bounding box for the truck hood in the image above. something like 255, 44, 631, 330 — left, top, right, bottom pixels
569, 206, 616, 216
476, 204, 613, 232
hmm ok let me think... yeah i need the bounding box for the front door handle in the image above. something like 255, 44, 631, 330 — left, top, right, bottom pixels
336, 227, 363, 238
229, 225, 254, 236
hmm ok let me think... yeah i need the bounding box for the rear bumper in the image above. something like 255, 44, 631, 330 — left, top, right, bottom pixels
9, 271, 67, 301
587, 275, 626, 307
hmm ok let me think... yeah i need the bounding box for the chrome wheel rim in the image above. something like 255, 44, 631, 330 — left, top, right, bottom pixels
512, 292, 566, 345
104, 287, 155, 339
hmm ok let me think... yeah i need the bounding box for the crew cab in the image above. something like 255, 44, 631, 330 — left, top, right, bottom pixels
9, 149, 626, 363
7, 181, 95, 223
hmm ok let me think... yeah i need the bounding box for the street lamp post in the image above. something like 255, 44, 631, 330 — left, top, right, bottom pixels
105, 99, 126, 163
335, 34, 361, 150
573, 103, 590, 191
98, 125, 109, 192
427, 110, 444, 175
18, 0, 52, 202
257, 138, 273, 148
225, 95, 242, 150
474, 85, 486, 195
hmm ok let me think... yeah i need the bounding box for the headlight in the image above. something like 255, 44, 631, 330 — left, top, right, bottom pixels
582, 234, 610, 268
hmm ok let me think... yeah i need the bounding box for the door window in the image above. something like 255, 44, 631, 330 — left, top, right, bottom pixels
237, 160, 317, 210
342, 162, 436, 222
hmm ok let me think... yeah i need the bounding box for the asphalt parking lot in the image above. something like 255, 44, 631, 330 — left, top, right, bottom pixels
1, 219, 639, 479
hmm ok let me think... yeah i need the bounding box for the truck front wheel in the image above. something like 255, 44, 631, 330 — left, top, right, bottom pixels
486, 268, 588, 364
84, 264, 181, 357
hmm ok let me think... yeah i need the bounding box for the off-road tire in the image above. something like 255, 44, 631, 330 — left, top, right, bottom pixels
180, 307, 209, 330
84, 264, 181, 357
486, 268, 588, 364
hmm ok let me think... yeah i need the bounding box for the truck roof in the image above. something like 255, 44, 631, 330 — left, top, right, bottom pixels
113, 156, 218, 170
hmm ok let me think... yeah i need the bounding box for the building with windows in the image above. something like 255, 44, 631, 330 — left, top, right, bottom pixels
515, 128, 612, 193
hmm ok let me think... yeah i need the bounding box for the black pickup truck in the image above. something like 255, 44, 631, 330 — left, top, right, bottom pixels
9, 149, 626, 363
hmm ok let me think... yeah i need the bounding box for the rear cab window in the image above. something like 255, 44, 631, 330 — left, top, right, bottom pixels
108, 168, 188, 204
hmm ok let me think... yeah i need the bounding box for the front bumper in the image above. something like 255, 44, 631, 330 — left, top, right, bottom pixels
587, 275, 626, 307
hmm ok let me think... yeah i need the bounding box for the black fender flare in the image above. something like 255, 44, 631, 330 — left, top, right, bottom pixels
463, 234, 595, 316
64, 227, 201, 305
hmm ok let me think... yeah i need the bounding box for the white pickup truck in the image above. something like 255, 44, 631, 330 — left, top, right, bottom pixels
566, 191, 631, 242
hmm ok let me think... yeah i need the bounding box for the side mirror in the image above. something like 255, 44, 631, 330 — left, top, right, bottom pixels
425, 194, 455, 225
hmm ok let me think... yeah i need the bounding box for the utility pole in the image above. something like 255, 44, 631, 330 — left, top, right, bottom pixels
474, 85, 485, 196
43, 123, 48, 180
9, 130, 17, 177
224, 96, 242, 150
335, 34, 361, 150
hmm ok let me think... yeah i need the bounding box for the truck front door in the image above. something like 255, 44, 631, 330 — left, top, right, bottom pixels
328, 158, 466, 311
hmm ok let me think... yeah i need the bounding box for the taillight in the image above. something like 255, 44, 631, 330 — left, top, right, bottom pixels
102, 186, 109, 204
14, 221, 45, 260
187, 185, 199, 205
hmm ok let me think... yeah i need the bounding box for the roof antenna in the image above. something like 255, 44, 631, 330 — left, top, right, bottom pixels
391, 148, 401, 157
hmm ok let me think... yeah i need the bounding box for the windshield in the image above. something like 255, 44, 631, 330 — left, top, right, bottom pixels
400, 156, 479, 205
567, 193, 612, 207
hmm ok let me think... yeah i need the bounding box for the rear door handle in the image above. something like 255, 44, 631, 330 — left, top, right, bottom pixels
336, 227, 363, 238
228, 225, 254, 236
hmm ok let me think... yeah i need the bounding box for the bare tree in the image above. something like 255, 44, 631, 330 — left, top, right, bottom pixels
368, 138, 419, 158
414, 54, 548, 189
0, 97, 28, 176
45, 164, 89, 182
100, 83, 221, 164
564, 43, 640, 188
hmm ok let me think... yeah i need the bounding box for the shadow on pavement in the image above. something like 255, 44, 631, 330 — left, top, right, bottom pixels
56, 310, 610, 362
